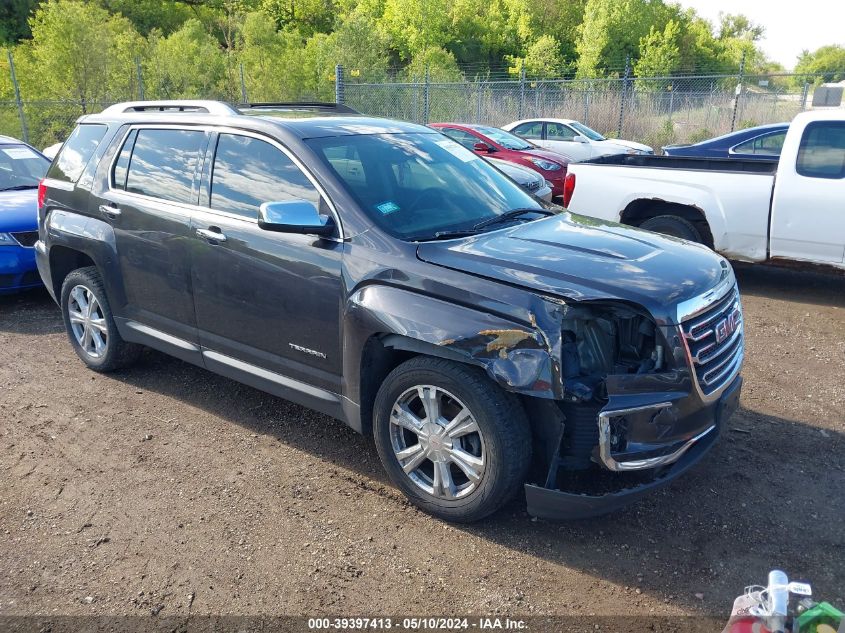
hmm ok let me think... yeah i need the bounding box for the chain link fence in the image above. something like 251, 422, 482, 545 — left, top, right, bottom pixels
346, 71, 822, 149
0, 56, 833, 153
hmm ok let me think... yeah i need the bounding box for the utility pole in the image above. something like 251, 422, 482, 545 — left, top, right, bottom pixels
730, 51, 746, 132
617, 54, 631, 138
7, 51, 28, 143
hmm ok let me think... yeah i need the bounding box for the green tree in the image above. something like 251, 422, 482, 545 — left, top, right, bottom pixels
794, 45, 845, 85
524, 0, 586, 64
0, 0, 40, 44
507, 34, 563, 77
634, 19, 680, 78
448, 0, 524, 66
575, 0, 670, 78
238, 12, 308, 100
259, 0, 338, 36
144, 18, 230, 99
379, 0, 451, 60
95, 0, 194, 36
27, 0, 143, 105
403, 45, 462, 82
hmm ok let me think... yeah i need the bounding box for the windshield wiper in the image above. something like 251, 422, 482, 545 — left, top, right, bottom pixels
421, 229, 482, 241
414, 208, 553, 242
471, 207, 552, 231
0, 185, 38, 192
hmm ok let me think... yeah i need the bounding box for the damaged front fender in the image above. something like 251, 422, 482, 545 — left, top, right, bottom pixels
345, 285, 564, 398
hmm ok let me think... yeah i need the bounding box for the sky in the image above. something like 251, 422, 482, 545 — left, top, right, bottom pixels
676, 0, 845, 70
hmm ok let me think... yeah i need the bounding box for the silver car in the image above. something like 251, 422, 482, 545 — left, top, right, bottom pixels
485, 157, 553, 201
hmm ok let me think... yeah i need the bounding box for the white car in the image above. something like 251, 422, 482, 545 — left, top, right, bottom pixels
502, 118, 653, 162
42, 142, 62, 160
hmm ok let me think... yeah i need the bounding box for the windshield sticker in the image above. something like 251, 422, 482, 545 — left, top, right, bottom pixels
2, 147, 39, 160
376, 201, 401, 215
434, 139, 478, 162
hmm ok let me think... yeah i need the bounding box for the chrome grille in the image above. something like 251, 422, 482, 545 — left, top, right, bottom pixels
681, 284, 743, 397
11, 231, 38, 247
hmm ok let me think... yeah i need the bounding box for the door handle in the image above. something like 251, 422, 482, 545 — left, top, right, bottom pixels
99, 204, 121, 218
196, 227, 227, 243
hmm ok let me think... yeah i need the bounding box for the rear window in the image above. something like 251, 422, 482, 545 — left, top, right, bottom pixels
47, 124, 108, 183
796, 121, 845, 179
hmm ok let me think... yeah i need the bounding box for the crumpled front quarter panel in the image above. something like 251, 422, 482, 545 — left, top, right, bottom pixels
346, 284, 565, 399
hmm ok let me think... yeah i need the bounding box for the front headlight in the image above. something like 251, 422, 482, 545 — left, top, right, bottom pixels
0, 233, 17, 246
529, 158, 562, 171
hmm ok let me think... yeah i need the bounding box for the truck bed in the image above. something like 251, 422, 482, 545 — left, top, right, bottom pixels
583, 153, 778, 175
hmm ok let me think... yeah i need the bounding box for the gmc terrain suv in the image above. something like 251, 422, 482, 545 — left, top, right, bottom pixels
36, 100, 743, 522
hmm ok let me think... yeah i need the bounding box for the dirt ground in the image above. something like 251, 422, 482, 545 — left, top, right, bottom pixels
1, 263, 843, 622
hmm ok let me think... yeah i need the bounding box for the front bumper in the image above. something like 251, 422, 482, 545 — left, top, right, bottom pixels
0, 244, 41, 293
525, 374, 742, 520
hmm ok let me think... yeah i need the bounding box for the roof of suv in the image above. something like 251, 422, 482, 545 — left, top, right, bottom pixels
83, 100, 431, 139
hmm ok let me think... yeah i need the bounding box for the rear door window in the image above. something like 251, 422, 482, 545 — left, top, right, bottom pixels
123, 128, 206, 204
511, 121, 543, 140
796, 122, 845, 179
208, 133, 321, 219
546, 123, 578, 141
47, 124, 108, 183
733, 131, 786, 156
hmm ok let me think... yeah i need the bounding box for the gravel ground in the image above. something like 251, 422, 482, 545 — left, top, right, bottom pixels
0, 264, 843, 621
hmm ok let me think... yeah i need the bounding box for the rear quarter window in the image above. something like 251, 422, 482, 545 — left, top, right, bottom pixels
47, 124, 108, 183
796, 121, 845, 179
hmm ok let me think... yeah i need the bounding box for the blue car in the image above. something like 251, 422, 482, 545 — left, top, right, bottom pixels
662, 122, 790, 160
0, 136, 52, 293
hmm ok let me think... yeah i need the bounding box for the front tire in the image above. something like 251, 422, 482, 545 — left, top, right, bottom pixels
60, 266, 141, 372
373, 357, 531, 522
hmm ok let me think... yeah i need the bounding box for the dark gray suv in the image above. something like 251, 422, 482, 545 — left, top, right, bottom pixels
36, 100, 743, 522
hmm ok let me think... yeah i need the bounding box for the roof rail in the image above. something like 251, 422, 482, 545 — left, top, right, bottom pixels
238, 102, 361, 114
100, 100, 239, 116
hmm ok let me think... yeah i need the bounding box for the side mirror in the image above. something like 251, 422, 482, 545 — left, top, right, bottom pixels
573, 135, 589, 143
258, 200, 335, 236
473, 141, 493, 153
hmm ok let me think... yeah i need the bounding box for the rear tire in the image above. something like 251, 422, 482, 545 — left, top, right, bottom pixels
373, 357, 532, 522
60, 266, 141, 372
639, 214, 703, 243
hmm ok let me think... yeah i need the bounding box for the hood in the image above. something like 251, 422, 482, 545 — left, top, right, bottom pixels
416, 213, 730, 324
0, 189, 39, 233
522, 147, 570, 165
599, 138, 653, 153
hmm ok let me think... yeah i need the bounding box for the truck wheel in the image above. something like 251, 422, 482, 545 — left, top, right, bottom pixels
60, 267, 141, 372
640, 215, 703, 244
373, 357, 531, 522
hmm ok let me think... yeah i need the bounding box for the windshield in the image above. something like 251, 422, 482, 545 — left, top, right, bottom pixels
306, 132, 548, 241
570, 121, 606, 141
472, 126, 534, 150
0, 144, 50, 190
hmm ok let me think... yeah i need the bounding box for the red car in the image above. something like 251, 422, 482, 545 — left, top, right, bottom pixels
429, 123, 570, 198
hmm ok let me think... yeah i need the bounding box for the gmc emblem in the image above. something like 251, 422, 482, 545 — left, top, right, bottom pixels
715, 308, 741, 344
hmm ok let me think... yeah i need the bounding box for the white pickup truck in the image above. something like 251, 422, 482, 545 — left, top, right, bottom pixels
563, 110, 845, 269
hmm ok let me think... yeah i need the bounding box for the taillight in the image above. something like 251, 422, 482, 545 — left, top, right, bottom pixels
37, 179, 46, 210
562, 172, 576, 207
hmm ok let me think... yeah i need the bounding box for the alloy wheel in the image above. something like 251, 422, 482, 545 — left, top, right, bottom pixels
389, 385, 486, 500
67, 284, 108, 359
